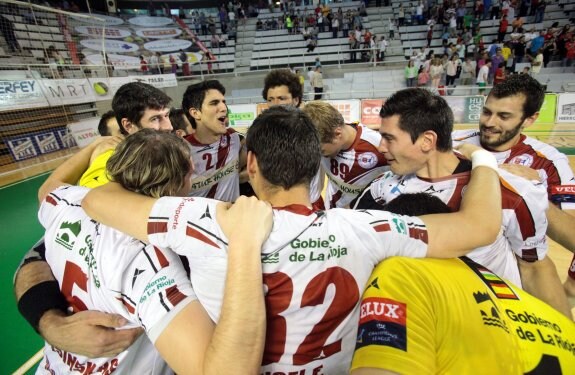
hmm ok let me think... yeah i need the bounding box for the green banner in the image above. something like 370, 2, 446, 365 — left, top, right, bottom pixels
534, 94, 557, 124
445, 96, 484, 124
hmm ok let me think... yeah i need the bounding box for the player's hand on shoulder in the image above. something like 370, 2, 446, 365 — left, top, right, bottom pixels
222, 196, 273, 245
90, 136, 124, 164
39, 309, 143, 358
499, 164, 542, 182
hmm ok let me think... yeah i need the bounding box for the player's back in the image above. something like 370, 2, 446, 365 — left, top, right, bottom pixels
38, 186, 174, 374
147, 197, 429, 374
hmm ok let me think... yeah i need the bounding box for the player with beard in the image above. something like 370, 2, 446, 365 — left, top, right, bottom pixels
81, 105, 504, 374
452, 74, 575, 306
182, 80, 245, 201
261, 69, 325, 209
351, 88, 569, 316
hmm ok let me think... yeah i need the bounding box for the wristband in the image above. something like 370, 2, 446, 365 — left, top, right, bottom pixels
18, 281, 68, 333
470, 149, 498, 171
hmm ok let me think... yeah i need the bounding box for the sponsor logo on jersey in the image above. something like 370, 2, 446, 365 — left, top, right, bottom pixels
199, 206, 212, 220
357, 152, 378, 169
508, 154, 534, 167
356, 297, 407, 351
473, 291, 510, 333
261, 251, 279, 264
48, 347, 119, 374
132, 268, 145, 288
220, 135, 228, 147
55, 220, 82, 250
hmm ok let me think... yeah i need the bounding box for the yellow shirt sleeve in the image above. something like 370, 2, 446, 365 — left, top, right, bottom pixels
78, 149, 113, 188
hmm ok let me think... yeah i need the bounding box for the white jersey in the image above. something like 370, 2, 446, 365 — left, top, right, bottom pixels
38, 186, 196, 375
146, 196, 430, 374
322, 125, 388, 208
309, 169, 324, 208
453, 130, 575, 209
352, 157, 549, 287
185, 128, 241, 202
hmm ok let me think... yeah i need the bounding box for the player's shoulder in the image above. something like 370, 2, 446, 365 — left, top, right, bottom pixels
519, 136, 569, 162
43, 185, 89, 207
358, 124, 382, 145
497, 168, 547, 205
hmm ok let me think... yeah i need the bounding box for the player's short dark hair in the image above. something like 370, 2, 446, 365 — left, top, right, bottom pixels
246, 106, 320, 190
262, 69, 303, 107
383, 193, 452, 216
488, 74, 545, 119
169, 108, 190, 133
97, 110, 116, 136
182, 80, 226, 129
112, 82, 171, 135
380, 88, 453, 152
107, 129, 191, 198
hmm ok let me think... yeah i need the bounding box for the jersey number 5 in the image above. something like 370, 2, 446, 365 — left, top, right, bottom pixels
262, 266, 359, 365
61, 261, 89, 312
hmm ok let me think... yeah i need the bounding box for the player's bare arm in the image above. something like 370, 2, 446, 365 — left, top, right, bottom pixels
38, 136, 119, 203
547, 204, 575, 253
421, 146, 502, 258
517, 256, 572, 318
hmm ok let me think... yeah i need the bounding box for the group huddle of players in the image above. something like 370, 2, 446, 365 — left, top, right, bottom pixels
14, 69, 575, 374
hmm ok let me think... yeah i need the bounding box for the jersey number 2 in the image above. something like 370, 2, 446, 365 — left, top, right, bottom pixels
262, 267, 359, 365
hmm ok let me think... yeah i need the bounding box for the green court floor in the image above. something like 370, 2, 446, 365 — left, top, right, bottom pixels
0, 174, 48, 374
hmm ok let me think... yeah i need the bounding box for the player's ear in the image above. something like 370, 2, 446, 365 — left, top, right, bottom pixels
189, 107, 201, 121
521, 111, 539, 130
420, 130, 437, 152
121, 118, 135, 134
247, 151, 258, 179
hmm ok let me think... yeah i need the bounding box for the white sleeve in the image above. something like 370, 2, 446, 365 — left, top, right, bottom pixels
336, 209, 428, 263
500, 171, 549, 261
123, 244, 197, 344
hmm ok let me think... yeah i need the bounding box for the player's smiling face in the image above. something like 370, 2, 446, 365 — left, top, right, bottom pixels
479, 94, 537, 152
378, 115, 426, 176
195, 89, 228, 136
267, 85, 299, 107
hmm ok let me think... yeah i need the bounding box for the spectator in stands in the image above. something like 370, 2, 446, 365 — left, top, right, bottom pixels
542, 37, 556, 67
0, 15, 19, 53
199, 12, 207, 35
405, 60, 418, 87
494, 61, 506, 84
456, 2, 466, 30
306, 35, 317, 52
562, 34, 575, 67
97, 110, 121, 137
477, 57, 491, 93
491, 0, 501, 19
169, 54, 177, 74
445, 54, 460, 93
211, 34, 220, 49
47, 45, 65, 79
529, 31, 545, 58
311, 66, 323, 99
511, 15, 524, 32
417, 65, 430, 86
490, 48, 504, 81
498, 15, 509, 42
427, 24, 434, 48
349, 32, 359, 63
332, 16, 339, 38
534, 0, 546, 23
430, 57, 445, 87
379, 35, 388, 61
460, 55, 476, 87
398, 5, 406, 26
179, 49, 190, 76
149, 52, 160, 75
529, 48, 543, 75
139, 55, 149, 75
256, 18, 263, 31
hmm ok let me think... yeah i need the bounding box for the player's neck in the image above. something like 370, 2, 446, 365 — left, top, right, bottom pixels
194, 125, 221, 145
415, 151, 460, 179
259, 185, 312, 209
341, 124, 357, 151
